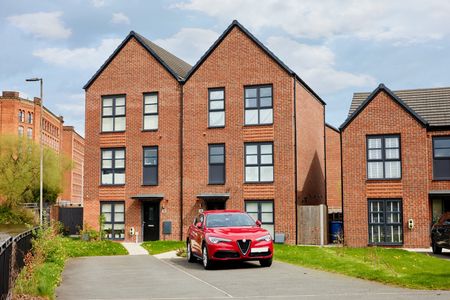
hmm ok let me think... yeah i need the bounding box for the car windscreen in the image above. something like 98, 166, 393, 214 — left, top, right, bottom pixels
206, 213, 255, 228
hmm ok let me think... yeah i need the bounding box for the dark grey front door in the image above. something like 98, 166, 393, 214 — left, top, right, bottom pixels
205, 200, 226, 211
143, 202, 159, 241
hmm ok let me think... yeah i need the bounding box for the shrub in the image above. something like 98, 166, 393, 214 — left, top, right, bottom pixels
0, 205, 35, 225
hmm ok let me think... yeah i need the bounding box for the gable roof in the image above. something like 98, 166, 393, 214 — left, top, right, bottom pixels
340, 84, 429, 130
83, 31, 191, 89
183, 20, 326, 106
325, 123, 340, 133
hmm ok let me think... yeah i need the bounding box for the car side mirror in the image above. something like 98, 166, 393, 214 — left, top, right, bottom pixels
196, 222, 203, 229
255, 220, 262, 227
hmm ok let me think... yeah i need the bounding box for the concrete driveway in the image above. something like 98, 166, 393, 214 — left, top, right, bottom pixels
56, 255, 450, 300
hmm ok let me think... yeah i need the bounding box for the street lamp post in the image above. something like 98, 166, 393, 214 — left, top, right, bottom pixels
26, 78, 44, 226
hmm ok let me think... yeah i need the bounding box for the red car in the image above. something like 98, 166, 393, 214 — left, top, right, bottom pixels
186, 210, 273, 269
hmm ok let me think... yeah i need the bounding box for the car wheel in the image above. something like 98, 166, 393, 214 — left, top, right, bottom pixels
187, 240, 196, 263
260, 258, 272, 267
202, 245, 213, 270
432, 240, 442, 254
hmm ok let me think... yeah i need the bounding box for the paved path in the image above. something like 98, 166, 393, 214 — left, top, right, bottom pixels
122, 243, 148, 255
56, 255, 450, 300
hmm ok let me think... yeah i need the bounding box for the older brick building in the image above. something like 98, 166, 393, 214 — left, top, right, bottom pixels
341, 84, 450, 247
61, 126, 84, 205
83, 20, 326, 243
0, 91, 84, 204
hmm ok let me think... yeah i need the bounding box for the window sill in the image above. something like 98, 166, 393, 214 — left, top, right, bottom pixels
368, 243, 403, 247
366, 178, 402, 182
142, 184, 159, 187
244, 181, 274, 185
243, 124, 273, 127
208, 126, 225, 129
432, 178, 450, 181
99, 184, 126, 187
99, 131, 125, 134
207, 182, 226, 185
142, 129, 158, 132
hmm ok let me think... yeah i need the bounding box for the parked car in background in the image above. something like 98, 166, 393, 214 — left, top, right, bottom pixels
187, 210, 274, 269
431, 212, 450, 254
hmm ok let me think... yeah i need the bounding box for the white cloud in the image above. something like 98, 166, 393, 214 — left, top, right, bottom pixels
33, 38, 122, 69
7, 11, 71, 39
92, 0, 107, 7
154, 28, 219, 65
174, 0, 450, 43
111, 12, 130, 25
266, 36, 375, 93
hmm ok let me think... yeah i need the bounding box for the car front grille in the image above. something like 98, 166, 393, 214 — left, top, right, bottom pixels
237, 239, 251, 255
214, 251, 240, 258
249, 251, 271, 257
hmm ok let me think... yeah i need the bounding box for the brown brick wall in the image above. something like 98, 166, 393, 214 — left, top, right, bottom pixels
182, 27, 297, 243
342, 90, 431, 247
325, 125, 342, 212
296, 83, 326, 207
84, 37, 182, 241
61, 126, 84, 204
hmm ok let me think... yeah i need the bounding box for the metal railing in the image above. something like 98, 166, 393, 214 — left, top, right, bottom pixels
0, 228, 36, 300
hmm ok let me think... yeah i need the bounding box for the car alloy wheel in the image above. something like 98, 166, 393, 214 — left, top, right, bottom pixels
432, 240, 442, 254
202, 245, 212, 269
187, 241, 195, 263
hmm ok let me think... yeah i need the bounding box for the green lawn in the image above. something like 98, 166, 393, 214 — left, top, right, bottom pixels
141, 240, 185, 255
63, 238, 128, 257
274, 244, 450, 290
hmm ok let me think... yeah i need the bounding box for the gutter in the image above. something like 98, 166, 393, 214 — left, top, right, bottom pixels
293, 75, 298, 244
179, 84, 184, 240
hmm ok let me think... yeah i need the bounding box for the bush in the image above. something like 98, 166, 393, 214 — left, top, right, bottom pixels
0, 205, 35, 225
14, 223, 66, 298
78, 224, 101, 241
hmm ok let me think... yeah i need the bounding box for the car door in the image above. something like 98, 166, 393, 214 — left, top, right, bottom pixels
435, 214, 450, 247
442, 216, 450, 248
190, 214, 204, 256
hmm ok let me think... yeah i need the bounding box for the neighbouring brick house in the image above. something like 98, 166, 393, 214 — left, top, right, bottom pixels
325, 123, 342, 218
341, 84, 450, 247
0, 91, 84, 204
83, 20, 326, 244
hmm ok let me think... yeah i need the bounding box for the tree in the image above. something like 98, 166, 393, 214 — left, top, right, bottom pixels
0, 135, 71, 208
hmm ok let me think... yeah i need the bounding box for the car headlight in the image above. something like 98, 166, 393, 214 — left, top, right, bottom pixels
256, 234, 272, 242
208, 236, 232, 244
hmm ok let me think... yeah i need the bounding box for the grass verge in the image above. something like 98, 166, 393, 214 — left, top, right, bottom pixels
13, 226, 127, 299
274, 244, 450, 290
141, 240, 185, 255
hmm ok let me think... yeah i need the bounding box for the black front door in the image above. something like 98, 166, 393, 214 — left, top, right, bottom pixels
143, 202, 159, 241
205, 200, 226, 211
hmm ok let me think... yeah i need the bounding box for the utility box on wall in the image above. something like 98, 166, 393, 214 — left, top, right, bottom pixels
162, 221, 172, 235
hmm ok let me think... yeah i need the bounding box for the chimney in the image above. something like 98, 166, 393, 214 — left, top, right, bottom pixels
33, 97, 42, 105
2, 91, 20, 98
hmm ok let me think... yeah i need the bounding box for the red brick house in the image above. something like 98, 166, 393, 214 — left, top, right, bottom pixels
341, 84, 450, 247
83, 20, 326, 244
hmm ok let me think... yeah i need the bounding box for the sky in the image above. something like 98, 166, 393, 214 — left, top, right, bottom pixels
1, 0, 450, 136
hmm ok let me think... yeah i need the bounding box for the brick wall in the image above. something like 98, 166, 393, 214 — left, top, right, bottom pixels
325, 125, 342, 212
84, 37, 182, 241
342, 90, 431, 247
183, 27, 297, 243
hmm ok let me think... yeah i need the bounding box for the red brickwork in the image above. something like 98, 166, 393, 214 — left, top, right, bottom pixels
341, 90, 449, 247
84, 25, 326, 244
84, 38, 182, 241
325, 125, 342, 212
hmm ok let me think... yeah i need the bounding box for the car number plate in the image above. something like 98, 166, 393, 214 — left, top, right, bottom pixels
251, 247, 269, 253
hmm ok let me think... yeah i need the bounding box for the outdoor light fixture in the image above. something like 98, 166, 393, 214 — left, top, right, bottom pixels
25, 77, 44, 226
